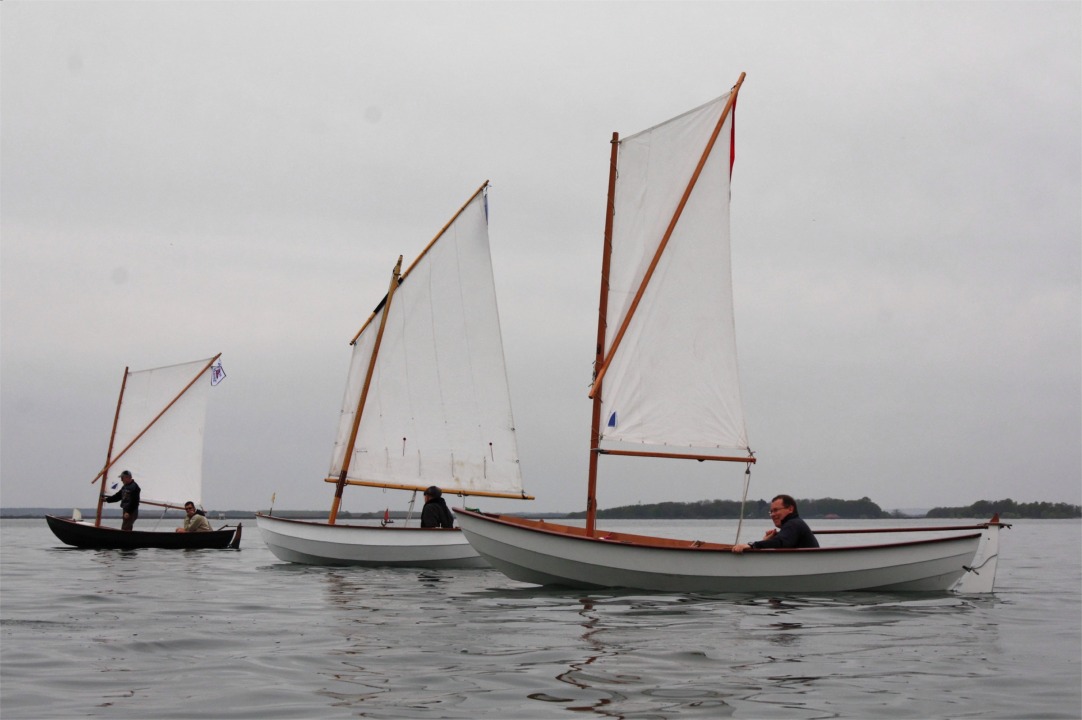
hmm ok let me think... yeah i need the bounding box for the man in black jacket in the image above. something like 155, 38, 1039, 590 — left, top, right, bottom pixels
420, 486, 455, 529
731, 494, 818, 553
103, 470, 141, 531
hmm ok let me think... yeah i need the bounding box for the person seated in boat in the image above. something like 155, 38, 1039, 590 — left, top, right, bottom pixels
731, 494, 819, 553
176, 501, 213, 533
102, 470, 140, 531
420, 486, 455, 529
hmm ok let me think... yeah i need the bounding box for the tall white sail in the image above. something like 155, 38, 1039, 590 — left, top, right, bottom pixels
329, 188, 524, 496
599, 93, 749, 453
108, 357, 214, 506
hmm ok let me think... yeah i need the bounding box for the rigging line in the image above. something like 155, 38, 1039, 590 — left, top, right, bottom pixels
963, 554, 999, 574
735, 461, 752, 544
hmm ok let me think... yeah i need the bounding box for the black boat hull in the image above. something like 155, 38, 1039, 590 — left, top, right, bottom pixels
45, 515, 242, 550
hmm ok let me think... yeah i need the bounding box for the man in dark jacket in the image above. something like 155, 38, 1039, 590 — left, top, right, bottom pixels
103, 470, 141, 531
731, 494, 818, 553
420, 486, 455, 528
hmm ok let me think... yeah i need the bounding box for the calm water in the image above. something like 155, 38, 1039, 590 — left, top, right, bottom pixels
1, 517, 1079, 719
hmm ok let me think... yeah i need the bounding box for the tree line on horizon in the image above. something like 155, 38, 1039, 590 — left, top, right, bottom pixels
925, 499, 1080, 519
5, 498, 1079, 520
566, 496, 891, 520
564, 497, 1081, 520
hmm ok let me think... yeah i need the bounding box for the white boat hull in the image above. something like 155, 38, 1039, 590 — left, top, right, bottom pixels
455, 510, 1005, 593
255, 513, 488, 568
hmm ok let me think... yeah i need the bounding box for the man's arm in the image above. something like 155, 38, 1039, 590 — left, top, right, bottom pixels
751, 522, 799, 549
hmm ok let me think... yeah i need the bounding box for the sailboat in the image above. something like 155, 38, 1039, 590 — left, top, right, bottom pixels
256, 182, 532, 567
46, 354, 242, 550
455, 74, 1007, 593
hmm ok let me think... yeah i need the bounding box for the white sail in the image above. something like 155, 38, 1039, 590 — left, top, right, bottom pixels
329, 189, 524, 496
108, 357, 215, 507
599, 93, 749, 453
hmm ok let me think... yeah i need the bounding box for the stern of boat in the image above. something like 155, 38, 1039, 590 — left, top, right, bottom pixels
228, 522, 243, 549
950, 514, 1010, 593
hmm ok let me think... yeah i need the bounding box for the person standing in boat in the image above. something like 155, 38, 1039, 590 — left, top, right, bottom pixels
731, 494, 818, 553
176, 501, 213, 533
102, 470, 141, 531
420, 486, 455, 529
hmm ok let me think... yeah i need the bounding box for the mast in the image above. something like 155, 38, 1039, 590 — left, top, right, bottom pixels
94, 365, 129, 527
329, 256, 403, 524
589, 72, 745, 398
586, 132, 621, 536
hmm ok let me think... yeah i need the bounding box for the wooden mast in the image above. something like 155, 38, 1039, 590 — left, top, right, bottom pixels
586, 132, 621, 537
94, 365, 129, 527
91, 353, 222, 487
589, 72, 745, 398
329, 256, 403, 524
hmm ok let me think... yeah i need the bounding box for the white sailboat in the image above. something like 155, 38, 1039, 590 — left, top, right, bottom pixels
257, 182, 532, 567
455, 74, 1007, 592
46, 354, 242, 549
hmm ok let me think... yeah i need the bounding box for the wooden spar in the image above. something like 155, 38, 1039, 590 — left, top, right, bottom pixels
814, 522, 998, 535
322, 476, 535, 500
597, 449, 756, 463
588, 72, 746, 399
91, 353, 222, 487
140, 499, 193, 511
350, 181, 489, 345
95, 365, 130, 527
329, 256, 403, 524
586, 132, 621, 537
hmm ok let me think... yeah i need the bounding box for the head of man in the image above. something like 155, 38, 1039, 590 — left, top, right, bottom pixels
423, 486, 442, 502
184, 502, 197, 517
768, 494, 797, 527
119, 470, 133, 485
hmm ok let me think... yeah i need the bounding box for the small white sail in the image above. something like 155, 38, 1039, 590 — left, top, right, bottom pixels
329, 189, 524, 496
599, 93, 749, 454
109, 357, 215, 507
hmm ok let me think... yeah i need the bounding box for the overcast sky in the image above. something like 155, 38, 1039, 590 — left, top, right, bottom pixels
3, 1, 1079, 515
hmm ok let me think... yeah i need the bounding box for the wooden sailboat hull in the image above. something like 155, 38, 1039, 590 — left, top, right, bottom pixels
46, 515, 242, 550
454, 510, 1005, 593
255, 513, 488, 568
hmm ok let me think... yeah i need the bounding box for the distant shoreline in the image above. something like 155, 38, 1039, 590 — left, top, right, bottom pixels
5, 498, 1079, 521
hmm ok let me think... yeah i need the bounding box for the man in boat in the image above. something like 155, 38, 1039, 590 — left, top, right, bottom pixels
420, 486, 455, 529
102, 470, 141, 531
176, 501, 213, 533
731, 494, 819, 553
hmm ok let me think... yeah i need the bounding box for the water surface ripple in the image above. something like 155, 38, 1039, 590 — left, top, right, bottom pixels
2, 518, 1078, 719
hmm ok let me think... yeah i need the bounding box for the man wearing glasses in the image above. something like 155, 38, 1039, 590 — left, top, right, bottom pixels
175, 502, 213, 533
731, 494, 819, 553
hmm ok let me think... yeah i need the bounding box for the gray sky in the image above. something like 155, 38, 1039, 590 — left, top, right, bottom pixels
3, 1, 1079, 515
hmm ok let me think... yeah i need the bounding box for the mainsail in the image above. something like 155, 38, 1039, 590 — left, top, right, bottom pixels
328, 185, 524, 497
101, 357, 218, 507
597, 93, 749, 454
